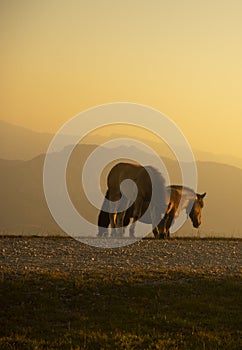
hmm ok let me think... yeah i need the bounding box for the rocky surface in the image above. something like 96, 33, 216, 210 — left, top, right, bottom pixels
0, 237, 241, 280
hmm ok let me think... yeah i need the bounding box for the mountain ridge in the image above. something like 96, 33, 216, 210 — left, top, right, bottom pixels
1, 120, 242, 170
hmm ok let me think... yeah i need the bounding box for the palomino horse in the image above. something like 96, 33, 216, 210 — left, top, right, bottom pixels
98, 184, 206, 239
97, 162, 167, 238
157, 185, 206, 239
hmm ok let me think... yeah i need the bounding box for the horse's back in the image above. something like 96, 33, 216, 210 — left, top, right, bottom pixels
107, 162, 143, 187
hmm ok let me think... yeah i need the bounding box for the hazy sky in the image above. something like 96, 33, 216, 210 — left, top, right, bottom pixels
1, 0, 242, 157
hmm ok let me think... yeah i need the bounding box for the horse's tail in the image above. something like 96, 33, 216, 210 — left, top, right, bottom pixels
98, 190, 110, 229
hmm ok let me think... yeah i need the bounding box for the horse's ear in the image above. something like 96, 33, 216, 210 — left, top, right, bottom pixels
201, 192, 206, 198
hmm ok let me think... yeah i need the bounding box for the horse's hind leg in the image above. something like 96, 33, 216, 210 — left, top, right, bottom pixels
97, 209, 109, 237
115, 196, 132, 237
109, 203, 118, 238
129, 218, 136, 238
107, 189, 121, 237
97, 191, 110, 237
162, 210, 174, 239
123, 204, 135, 238
109, 212, 116, 237
150, 205, 163, 239
115, 211, 126, 237
129, 197, 143, 238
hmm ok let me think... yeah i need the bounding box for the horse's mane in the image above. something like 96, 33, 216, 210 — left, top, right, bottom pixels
144, 166, 166, 206
144, 166, 165, 185
168, 185, 196, 197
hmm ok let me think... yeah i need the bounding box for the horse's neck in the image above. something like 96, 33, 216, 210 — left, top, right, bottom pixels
169, 186, 195, 216
170, 186, 195, 200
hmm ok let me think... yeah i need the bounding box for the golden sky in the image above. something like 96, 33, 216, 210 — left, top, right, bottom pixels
1, 0, 242, 157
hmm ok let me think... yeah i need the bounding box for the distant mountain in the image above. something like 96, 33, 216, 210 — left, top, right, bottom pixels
0, 120, 52, 160
1, 121, 242, 171
194, 149, 242, 171
195, 161, 242, 237
0, 144, 241, 237
84, 132, 242, 170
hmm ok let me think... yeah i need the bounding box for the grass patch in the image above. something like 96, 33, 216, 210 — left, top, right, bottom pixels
0, 270, 241, 349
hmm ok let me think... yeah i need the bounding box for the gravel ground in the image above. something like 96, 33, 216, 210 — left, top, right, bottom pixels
0, 237, 241, 279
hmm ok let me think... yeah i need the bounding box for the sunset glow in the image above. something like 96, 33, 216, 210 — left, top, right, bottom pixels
1, 0, 242, 157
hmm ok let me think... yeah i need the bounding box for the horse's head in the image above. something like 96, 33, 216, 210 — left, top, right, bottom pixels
189, 192, 206, 228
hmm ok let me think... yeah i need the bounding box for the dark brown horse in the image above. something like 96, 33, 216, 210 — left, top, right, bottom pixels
97, 162, 167, 238
98, 184, 206, 239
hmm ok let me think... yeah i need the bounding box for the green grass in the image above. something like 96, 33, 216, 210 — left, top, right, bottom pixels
0, 270, 241, 349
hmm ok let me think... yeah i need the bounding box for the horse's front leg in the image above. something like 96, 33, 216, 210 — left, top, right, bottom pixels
152, 225, 159, 239
156, 214, 168, 239
158, 210, 174, 239
157, 202, 174, 239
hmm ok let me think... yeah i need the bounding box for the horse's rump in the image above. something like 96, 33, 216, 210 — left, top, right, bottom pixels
104, 162, 167, 236
108, 162, 164, 200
